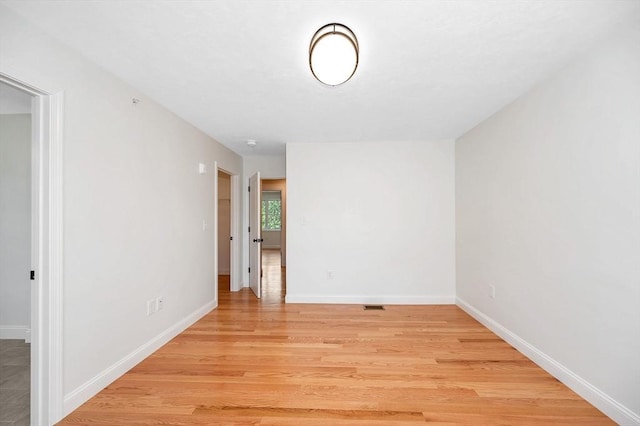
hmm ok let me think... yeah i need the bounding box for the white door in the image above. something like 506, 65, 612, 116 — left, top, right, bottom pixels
249, 172, 262, 298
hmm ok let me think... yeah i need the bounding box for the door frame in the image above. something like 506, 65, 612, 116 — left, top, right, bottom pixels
0, 73, 64, 425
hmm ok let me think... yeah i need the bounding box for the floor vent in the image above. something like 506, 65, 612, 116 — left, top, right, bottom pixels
363, 305, 385, 310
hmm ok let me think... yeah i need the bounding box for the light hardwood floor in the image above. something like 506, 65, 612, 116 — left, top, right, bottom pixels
57, 250, 612, 425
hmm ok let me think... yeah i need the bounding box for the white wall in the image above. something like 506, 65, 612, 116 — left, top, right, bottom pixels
243, 154, 286, 179
0, 113, 31, 339
0, 83, 31, 114
456, 28, 640, 424
262, 230, 281, 249
0, 5, 243, 418
286, 141, 455, 304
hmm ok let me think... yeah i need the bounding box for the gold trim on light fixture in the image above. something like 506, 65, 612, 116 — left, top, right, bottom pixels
309, 23, 359, 86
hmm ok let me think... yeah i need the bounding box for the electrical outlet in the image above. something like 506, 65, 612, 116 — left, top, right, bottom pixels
156, 297, 164, 311
489, 285, 496, 299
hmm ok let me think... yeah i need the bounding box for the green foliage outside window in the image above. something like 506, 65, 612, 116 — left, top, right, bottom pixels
262, 199, 281, 231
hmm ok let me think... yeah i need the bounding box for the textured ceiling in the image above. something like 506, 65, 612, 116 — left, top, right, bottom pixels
3, 1, 640, 156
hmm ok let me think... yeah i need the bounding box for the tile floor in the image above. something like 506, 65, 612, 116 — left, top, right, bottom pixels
0, 339, 29, 426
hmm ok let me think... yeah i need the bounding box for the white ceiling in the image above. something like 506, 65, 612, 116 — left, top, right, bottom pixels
3, 1, 639, 156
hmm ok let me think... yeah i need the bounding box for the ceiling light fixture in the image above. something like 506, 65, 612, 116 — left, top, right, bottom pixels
247, 139, 257, 148
309, 23, 359, 86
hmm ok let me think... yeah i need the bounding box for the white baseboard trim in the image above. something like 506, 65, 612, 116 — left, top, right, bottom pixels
62, 299, 218, 416
0, 325, 29, 340
285, 294, 455, 305
456, 297, 640, 426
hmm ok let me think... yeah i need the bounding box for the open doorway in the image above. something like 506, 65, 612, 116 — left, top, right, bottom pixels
0, 81, 32, 425
217, 169, 232, 293
261, 179, 286, 302
0, 73, 64, 425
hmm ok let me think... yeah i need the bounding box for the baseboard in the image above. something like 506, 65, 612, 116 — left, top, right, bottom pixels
456, 297, 640, 426
62, 299, 218, 416
285, 294, 455, 304
0, 325, 29, 340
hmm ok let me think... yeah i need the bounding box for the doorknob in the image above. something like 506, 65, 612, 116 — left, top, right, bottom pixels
253, 238, 263, 243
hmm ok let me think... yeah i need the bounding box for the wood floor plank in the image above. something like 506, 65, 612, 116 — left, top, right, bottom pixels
56, 250, 613, 425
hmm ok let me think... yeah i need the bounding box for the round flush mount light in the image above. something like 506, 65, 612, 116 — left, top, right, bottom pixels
247, 139, 257, 148
309, 23, 359, 86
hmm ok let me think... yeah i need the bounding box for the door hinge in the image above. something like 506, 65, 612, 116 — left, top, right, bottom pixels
230, 236, 233, 241
248, 226, 251, 233
248, 267, 251, 273
248, 185, 251, 192
30, 270, 35, 280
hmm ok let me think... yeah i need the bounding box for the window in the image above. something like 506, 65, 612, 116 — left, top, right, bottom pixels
261, 191, 281, 231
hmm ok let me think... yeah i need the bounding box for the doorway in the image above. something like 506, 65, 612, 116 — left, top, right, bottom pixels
0, 81, 32, 425
217, 169, 232, 292
261, 179, 286, 301
0, 73, 64, 425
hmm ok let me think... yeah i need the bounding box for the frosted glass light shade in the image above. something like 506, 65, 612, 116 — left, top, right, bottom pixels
309, 23, 359, 86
